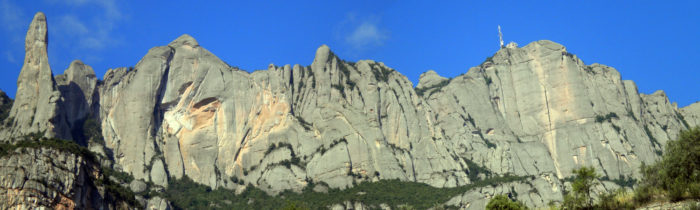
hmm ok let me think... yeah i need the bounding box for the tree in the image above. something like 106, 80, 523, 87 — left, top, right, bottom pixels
562, 166, 600, 210
572, 166, 600, 208
658, 127, 700, 201
486, 194, 528, 210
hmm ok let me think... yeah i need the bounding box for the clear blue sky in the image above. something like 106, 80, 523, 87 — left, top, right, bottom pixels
1, 1, 698, 106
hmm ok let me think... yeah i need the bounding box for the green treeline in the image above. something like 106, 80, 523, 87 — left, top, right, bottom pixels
487, 127, 700, 210
165, 174, 531, 209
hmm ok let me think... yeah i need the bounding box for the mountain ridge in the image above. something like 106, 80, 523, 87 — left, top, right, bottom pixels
0, 12, 698, 209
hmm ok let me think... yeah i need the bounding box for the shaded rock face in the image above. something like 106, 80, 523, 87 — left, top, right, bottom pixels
0, 147, 128, 209
3, 12, 699, 210
56, 60, 99, 144
3, 12, 69, 140
0, 90, 12, 123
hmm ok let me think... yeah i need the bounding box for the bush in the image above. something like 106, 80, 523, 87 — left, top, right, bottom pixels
486, 195, 527, 210
633, 185, 654, 204
415, 79, 449, 97
668, 178, 686, 202
595, 189, 634, 210
595, 112, 619, 123
281, 201, 309, 210
689, 182, 700, 199
630, 127, 700, 205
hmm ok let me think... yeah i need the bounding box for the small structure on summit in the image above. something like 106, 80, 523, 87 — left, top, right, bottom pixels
498, 25, 504, 48
498, 25, 518, 49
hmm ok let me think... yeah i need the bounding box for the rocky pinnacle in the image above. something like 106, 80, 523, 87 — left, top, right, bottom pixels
3, 12, 68, 140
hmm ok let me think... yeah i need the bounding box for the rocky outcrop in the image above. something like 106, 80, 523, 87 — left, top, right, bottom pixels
90, 36, 699, 209
419, 41, 694, 208
3, 12, 699, 210
0, 90, 12, 124
0, 147, 132, 209
421, 40, 689, 181
98, 37, 467, 194
445, 178, 564, 209
2, 12, 69, 140
56, 60, 99, 144
680, 102, 700, 127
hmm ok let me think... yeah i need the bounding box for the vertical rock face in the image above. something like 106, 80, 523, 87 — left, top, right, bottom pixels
56, 60, 99, 144
92, 36, 696, 208
421, 40, 689, 182
3, 12, 699, 210
98, 36, 467, 193
3, 12, 68, 140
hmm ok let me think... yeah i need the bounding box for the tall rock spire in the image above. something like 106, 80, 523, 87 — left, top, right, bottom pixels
3, 12, 69, 140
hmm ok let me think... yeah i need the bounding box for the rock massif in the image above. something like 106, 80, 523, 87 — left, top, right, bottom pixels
1, 12, 698, 209
98, 37, 466, 192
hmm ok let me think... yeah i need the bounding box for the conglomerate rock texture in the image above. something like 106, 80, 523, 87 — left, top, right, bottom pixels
1, 12, 697, 210
0, 147, 132, 209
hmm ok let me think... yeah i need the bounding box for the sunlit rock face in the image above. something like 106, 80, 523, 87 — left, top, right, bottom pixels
421, 40, 688, 182
97, 36, 469, 194
2, 12, 69, 140
3, 12, 698, 210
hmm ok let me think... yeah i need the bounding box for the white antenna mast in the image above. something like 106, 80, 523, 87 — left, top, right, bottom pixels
498, 25, 504, 48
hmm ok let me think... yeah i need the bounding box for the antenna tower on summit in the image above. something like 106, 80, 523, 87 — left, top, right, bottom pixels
498, 25, 504, 48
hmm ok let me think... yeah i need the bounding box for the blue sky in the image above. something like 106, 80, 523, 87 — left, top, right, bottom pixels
1, 0, 698, 106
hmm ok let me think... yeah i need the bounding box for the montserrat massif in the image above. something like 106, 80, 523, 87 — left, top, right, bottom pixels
0, 12, 698, 209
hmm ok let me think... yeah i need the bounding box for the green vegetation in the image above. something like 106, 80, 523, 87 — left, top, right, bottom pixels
331, 84, 347, 98
0, 135, 140, 207
595, 189, 634, 210
0, 135, 96, 160
164, 174, 530, 210
371, 64, 393, 82
561, 166, 600, 209
595, 112, 619, 123
486, 194, 528, 210
638, 126, 700, 202
583, 66, 596, 74
463, 158, 494, 181
415, 79, 449, 97
550, 127, 700, 210
0, 93, 12, 124
599, 175, 637, 188
294, 115, 312, 131
82, 115, 105, 144
484, 55, 495, 64
562, 51, 575, 58
98, 172, 141, 208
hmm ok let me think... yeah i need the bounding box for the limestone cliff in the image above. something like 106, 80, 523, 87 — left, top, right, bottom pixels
419, 41, 694, 208
421, 41, 687, 179
98, 37, 467, 193
2, 12, 69, 140
1, 12, 698, 210
0, 143, 135, 209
